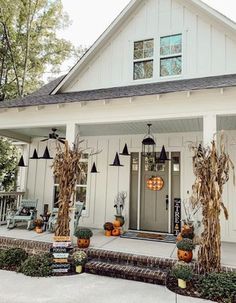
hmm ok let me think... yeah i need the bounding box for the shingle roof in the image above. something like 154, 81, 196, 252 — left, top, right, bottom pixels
1, 74, 236, 109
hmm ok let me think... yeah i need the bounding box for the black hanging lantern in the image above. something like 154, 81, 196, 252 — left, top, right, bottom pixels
18, 155, 27, 167
120, 144, 130, 156
91, 162, 99, 173
110, 152, 124, 167
30, 149, 39, 160
157, 145, 170, 163
40, 146, 53, 159
142, 124, 156, 157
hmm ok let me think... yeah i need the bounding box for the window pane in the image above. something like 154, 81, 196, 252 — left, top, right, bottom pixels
143, 40, 154, 58
134, 41, 144, 59
76, 187, 87, 204
160, 56, 182, 77
77, 162, 88, 185
134, 39, 153, 59
160, 34, 182, 56
134, 60, 153, 80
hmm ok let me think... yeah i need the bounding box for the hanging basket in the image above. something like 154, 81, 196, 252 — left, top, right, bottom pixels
146, 176, 164, 191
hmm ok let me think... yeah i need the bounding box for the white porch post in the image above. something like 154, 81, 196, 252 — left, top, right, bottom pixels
66, 123, 80, 240
203, 114, 217, 146
18, 143, 30, 194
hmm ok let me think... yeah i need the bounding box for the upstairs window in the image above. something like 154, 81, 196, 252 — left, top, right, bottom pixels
160, 34, 182, 77
133, 39, 154, 80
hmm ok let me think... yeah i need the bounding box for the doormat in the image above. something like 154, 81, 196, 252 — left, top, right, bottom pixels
120, 231, 176, 243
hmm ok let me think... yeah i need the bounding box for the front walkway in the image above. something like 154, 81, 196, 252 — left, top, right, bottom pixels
0, 226, 235, 268
0, 270, 211, 303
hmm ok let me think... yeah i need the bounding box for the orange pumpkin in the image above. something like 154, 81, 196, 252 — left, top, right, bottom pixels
35, 227, 43, 233
113, 220, 121, 228
176, 233, 183, 242
77, 238, 90, 248
105, 230, 112, 237
177, 249, 193, 263
112, 228, 120, 236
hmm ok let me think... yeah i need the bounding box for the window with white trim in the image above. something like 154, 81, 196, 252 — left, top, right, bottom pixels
53, 154, 88, 211
133, 39, 154, 80
160, 34, 182, 77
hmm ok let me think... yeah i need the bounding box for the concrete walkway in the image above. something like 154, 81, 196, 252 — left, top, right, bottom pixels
0, 270, 212, 303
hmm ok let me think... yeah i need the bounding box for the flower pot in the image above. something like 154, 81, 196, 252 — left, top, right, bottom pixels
177, 249, 193, 263
115, 215, 124, 227
76, 265, 83, 274
178, 279, 186, 289
105, 230, 112, 237
77, 238, 90, 248
35, 226, 43, 233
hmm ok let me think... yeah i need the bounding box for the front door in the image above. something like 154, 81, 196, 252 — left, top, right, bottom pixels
140, 154, 169, 232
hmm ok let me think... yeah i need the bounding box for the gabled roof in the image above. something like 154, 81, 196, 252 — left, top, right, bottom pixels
1, 74, 236, 109
51, 0, 236, 95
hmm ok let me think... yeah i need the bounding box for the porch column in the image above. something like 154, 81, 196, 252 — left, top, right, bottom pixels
203, 114, 217, 146
66, 123, 80, 240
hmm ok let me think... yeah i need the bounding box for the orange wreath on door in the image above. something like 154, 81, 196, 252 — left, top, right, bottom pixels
146, 176, 164, 191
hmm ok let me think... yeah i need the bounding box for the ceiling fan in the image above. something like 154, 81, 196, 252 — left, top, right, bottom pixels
41, 128, 65, 144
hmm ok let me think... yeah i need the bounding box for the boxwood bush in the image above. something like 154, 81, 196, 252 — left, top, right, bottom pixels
199, 272, 236, 303
0, 248, 28, 269
19, 253, 53, 277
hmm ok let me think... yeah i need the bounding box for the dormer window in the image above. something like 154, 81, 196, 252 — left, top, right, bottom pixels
133, 39, 154, 80
160, 34, 182, 77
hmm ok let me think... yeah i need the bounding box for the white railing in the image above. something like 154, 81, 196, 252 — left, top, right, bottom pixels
0, 192, 24, 225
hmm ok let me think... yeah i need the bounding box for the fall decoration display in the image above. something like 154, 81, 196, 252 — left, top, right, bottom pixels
171, 261, 193, 289
72, 251, 88, 274
190, 135, 235, 273
177, 239, 195, 263
114, 191, 126, 226
103, 222, 114, 236
74, 228, 93, 248
146, 176, 164, 191
113, 220, 121, 228
112, 228, 120, 236
34, 219, 43, 233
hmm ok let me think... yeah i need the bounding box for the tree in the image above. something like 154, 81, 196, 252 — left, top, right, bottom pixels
191, 135, 234, 273
0, 0, 74, 101
0, 137, 18, 191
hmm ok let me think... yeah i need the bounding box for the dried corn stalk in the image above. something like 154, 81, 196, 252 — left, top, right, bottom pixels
52, 138, 86, 237
191, 134, 234, 273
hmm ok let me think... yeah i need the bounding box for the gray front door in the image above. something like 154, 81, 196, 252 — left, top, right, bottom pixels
140, 155, 169, 232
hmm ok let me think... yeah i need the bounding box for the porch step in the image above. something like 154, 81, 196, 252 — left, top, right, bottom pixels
86, 248, 176, 270
85, 260, 167, 285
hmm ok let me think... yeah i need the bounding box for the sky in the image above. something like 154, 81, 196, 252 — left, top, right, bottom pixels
59, 0, 236, 47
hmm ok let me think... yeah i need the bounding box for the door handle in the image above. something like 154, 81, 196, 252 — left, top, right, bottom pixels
166, 195, 169, 211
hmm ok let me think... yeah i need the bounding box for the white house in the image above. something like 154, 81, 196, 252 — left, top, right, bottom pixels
0, 0, 236, 242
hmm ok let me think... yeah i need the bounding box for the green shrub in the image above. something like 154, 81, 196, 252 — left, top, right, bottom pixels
171, 261, 193, 281
72, 251, 88, 266
74, 228, 93, 239
0, 248, 28, 269
199, 272, 236, 303
177, 239, 195, 251
19, 253, 52, 277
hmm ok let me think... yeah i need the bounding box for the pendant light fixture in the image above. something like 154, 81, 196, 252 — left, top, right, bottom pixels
91, 162, 99, 173
142, 124, 156, 157
119, 143, 130, 156
18, 155, 27, 167
157, 145, 170, 163
110, 152, 124, 167
30, 149, 39, 160
40, 146, 53, 160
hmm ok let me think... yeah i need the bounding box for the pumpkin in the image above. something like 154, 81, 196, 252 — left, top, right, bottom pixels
105, 230, 112, 237
35, 227, 43, 233
181, 224, 194, 237
176, 233, 183, 242
77, 238, 90, 248
112, 228, 120, 236
113, 220, 121, 228
177, 249, 193, 263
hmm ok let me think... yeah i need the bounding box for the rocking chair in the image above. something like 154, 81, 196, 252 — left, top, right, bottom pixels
6, 199, 38, 230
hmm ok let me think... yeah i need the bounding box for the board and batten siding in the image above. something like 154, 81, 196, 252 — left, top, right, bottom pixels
62, 0, 236, 93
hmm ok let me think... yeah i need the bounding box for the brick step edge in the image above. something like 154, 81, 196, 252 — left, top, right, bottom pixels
85, 260, 167, 285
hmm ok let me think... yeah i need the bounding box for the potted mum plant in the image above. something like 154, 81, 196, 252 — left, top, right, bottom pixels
74, 228, 93, 248
171, 261, 193, 289
114, 191, 127, 227
72, 251, 88, 273
177, 238, 195, 263
34, 219, 44, 233
103, 222, 114, 236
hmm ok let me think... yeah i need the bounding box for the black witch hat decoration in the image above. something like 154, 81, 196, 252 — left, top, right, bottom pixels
119, 144, 130, 156
30, 149, 39, 160
110, 152, 124, 167
40, 146, 53, 159
157, 145, 170, 163
18, 155, 27, 167
91, 162, 99, 173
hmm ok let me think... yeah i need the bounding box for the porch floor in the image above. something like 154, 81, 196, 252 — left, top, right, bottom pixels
0, 226, 235, 268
